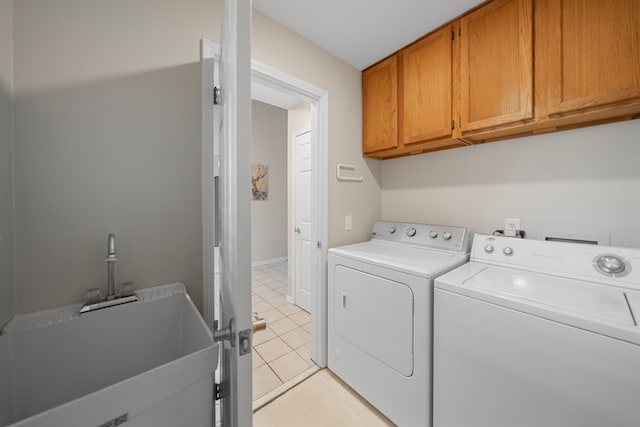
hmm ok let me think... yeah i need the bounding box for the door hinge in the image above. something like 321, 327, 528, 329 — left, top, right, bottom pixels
213, 86, 221, 105
317, 241, 322, 249
451, 120, 455, 130
458, 27, 461, 37
451, 30, 454, 41
215, 382, 222, 401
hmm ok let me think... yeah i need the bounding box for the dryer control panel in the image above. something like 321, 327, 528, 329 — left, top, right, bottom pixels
371, 221, 472, 253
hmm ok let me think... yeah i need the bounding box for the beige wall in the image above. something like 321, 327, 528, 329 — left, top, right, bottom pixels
9, 1, 374, 314
381, 120, 640, 248
288, 103, 312, 141
13, 0, 222, 313
252, 11, 382, 248
251, 101, 288, 263
0, 0, 15, 326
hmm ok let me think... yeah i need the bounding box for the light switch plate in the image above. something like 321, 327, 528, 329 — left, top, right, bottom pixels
345, 215, 352, 231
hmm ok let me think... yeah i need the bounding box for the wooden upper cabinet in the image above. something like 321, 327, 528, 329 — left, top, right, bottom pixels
546, 0, 640, 116
399, 25, 455, 145
362, 56, 398, 154
460, 0, 534, 133
362, 0, 640, 160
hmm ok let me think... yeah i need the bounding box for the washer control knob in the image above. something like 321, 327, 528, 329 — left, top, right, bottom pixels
387, 226, 396, 234
484, 245, 494, 254
406, 227, 417, 237
429, 230, 438, 239
596, 255, 626, 274
442, 232, 452, 240
503, 247, 514, 256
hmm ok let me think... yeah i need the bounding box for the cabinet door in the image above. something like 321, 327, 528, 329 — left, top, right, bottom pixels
363, 56, 398, 154
400, 25, 454, 145
460, 0, 533, 133
547, 0, 640, 116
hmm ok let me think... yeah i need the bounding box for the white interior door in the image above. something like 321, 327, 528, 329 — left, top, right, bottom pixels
293, 129, 312, 313
217, 0, 252, 426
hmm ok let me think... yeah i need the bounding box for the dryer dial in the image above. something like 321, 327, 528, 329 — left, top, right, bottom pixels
406, 227, 417, 237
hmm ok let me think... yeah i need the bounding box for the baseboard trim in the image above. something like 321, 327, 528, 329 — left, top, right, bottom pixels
252, 257, 288, 267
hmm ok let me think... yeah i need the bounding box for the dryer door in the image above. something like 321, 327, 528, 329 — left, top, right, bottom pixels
333, 265, 414, 376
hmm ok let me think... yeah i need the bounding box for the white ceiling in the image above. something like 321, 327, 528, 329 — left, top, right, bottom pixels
253, 0, 484, 70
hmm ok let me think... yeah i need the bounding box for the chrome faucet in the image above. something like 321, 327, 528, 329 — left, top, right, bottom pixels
106, 233, 117, 299
79, 233, 137, 314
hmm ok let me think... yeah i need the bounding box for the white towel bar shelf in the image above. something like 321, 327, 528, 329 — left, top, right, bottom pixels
336, 163, 363, 182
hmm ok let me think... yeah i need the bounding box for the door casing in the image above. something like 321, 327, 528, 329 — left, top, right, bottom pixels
202, 38, 329, 368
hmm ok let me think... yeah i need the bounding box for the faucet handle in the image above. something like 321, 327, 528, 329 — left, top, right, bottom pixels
107, 233, 116, 257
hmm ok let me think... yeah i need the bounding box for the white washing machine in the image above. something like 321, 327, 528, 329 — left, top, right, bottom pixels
328, 221, 472, 426
434, 234, 640, 427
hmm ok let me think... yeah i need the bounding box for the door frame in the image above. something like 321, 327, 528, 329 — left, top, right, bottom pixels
202, 38, 329, 368
201, 38, 219, 332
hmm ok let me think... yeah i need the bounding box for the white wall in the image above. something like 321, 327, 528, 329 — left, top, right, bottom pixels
0, 0, 15, 327
12, 0, 221, 313
252, 11, 381, 248
381, 120, 640, 248
251, 101, 288, 263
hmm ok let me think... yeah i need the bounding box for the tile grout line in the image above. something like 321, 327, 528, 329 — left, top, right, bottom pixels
264, 358, 285, 385
252, 260, 315, 401
253, 322, 310, 355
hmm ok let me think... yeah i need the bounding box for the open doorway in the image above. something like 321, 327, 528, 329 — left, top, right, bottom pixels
247, 63, 329, 413
250, 99, 318, 404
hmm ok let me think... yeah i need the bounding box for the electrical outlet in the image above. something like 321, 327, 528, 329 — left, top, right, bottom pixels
504, 218, 521, 237
345, 215, 352, 231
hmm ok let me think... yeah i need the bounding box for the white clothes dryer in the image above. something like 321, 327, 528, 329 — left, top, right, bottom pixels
434, 234, 640, 427
328, 221, 472, 426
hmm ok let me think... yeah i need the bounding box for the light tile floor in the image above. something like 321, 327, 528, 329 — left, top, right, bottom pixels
252, 261, 314, 401
254, 369, 396, 427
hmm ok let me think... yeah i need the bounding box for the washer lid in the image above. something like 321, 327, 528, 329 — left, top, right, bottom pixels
329, 240, 468, 278
463, 267, 635, 326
